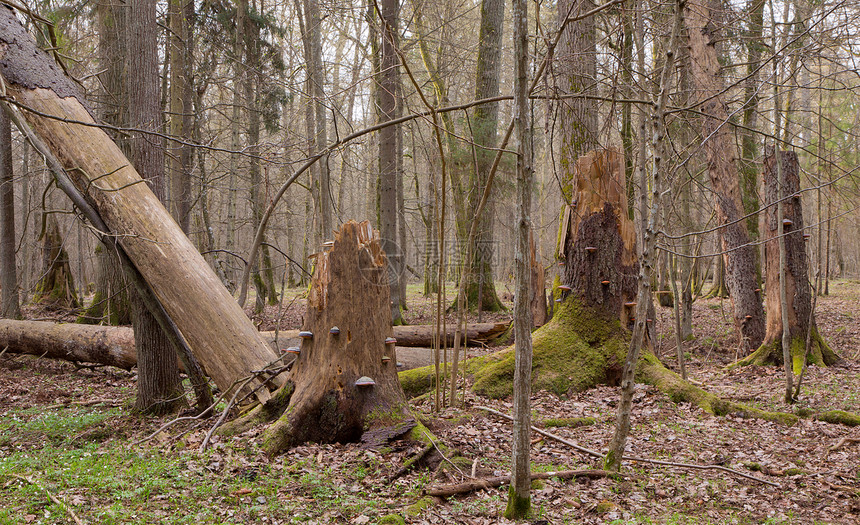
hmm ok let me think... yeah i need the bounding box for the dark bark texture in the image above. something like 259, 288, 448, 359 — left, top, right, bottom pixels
0, 105, 21, 319
559, 150, 637, 327
738, 149, 838, 370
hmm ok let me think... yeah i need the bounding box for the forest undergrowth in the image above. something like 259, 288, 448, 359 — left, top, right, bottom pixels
2, 281, 860, 524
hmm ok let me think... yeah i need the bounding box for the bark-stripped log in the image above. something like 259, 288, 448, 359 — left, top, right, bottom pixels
0, 319, 137, 370
0, 8, 280, 401
0, 319, 510, 372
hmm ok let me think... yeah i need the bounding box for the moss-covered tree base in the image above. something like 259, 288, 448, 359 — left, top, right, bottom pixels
472, 298, 627, 398
730, 327, 840, 374
503, 486, 531, 520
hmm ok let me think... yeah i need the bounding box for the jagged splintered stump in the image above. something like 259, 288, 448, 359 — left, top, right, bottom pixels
558, 149, 638, 325
734, 149, 838, 371
472, 149, 638, 397
241, 221, 415, 455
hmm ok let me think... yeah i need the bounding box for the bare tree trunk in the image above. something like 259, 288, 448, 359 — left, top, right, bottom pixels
33, 216, 80, 309
377, 0, 404, 325
298, 0, 331, 242
505, 0, 533, 514
167, 0, 194, 232
606, 0, 681, 471
463, 0, 505, 312
684, 0, 764, 349
0, 105, 21, 319
128, 0, 184, 415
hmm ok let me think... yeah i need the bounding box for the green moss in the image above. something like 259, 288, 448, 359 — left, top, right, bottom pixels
729, 327, 840, 371
530, 479, 544, 490
814, 410, 860, 427
473, 298, 627, 398
595, 500, 618, 514
542, 417, 596, 428
784, 468, 806, 476
378, 514, 406, 525
406, 496, 435, 517
639, 352, 799, 426
503, 486, 531, 519
398, 353, 496, 399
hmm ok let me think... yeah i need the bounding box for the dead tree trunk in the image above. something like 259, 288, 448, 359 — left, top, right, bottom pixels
33, 215, 80, 309
559, 149, 638, 325
473, 149, 637, 398
0, 8, 280, 402
234, 221, 414, 455
0, 319, 138, 369
734, 149, 838, 370
685, 0, 764, 349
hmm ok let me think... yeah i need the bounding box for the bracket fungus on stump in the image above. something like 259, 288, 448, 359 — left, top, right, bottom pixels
231, 221, 415, 455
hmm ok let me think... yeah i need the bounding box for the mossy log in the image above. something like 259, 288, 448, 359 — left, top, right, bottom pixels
732, 149, 839, 372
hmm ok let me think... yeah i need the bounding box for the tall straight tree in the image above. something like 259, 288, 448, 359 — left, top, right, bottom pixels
506, 0, 533, 515
557, 0, 598, 192
463, 0, 505, 312
127, 0, 184, 414
377, 0, 404, 324
296, 0, 331, 244
167, 0, 194, 232
0, 105, 21, 319
684, 0, 765, 349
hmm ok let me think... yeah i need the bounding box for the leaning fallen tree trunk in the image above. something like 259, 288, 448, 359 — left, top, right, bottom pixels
0, 8, 280, 402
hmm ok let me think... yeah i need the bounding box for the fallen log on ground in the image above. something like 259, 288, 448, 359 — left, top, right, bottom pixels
262, 322, 510, 348
0, 319, 509, 371
0, 319, 137, 370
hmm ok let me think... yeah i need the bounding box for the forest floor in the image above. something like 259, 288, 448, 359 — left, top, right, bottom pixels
2, 282, 860, 524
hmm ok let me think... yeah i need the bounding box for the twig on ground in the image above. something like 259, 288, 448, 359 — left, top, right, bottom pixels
829, 436, 860, 454
8, 474, 85, 525
425, 469, 615, 497
422, 430, 468, 480
475, 405, 780, 487
387, 444, 434, 483
200, 372, 260, 452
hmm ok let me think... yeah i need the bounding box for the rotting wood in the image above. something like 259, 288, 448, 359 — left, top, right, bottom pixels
0, 7, 280, 402
425, 469, 615, 498
0, 319, 509, 371
228, 221, 418, 455
0, 319, 137, 370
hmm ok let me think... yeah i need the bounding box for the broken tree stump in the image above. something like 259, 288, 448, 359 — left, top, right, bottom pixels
734, 148, 838, 371
558, 148, 638, 325
472, 149, 638, 398
254, 221, 414, 455
0, 8, 280, 402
